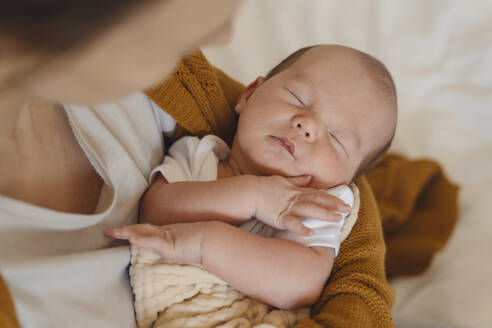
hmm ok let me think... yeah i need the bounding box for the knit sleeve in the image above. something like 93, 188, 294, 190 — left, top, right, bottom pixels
295, 176, 395, 328
212, 66, 244, 117
365, 154, 459, 278
0, 274, 20, 328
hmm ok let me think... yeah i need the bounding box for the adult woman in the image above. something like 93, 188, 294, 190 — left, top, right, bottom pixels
0, 1, 241, 327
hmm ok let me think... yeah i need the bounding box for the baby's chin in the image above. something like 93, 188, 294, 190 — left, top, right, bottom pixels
309, 176, 349, 190
252, 162, 349, 189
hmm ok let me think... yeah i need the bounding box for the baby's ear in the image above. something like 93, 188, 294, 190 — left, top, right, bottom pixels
235, 76, 264, 114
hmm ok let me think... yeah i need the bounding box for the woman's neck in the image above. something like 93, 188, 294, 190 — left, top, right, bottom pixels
0, 88, 70, 187
0, 89, 70, 157
0, 88, 104, 214
0, 87, 29, 140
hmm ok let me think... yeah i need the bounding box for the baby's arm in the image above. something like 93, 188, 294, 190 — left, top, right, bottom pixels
105, 221, 334, 310
201, 221, 335, 310
141, 174, 349, 235
140, 174, 258, 225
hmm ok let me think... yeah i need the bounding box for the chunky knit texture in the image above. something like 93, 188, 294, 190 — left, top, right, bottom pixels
0, 51, 458, 328
146, 53, 243, 146
366, 154, 459, 278
0, 275, 20, 328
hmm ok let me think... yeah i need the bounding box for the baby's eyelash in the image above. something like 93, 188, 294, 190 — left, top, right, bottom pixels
287, 89, 306, 107
329, 131, 349, 157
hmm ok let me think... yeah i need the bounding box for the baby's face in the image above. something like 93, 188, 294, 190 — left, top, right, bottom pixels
234, 46, 396, 188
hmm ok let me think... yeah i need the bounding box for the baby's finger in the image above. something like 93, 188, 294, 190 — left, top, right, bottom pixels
105, 224, 164, 240
129, 234, 168, 249
282, 215, 314, 236
104, 227, 135, 240
298, 192, 350, 214
290, 202, 343, 222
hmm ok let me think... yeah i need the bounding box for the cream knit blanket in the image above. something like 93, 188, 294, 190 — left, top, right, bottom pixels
131, 185, 360, 328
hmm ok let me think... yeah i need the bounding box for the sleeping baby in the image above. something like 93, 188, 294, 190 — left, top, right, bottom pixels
105, 44, 397, 327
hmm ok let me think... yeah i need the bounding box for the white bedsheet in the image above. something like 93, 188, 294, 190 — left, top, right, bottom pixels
203, 1, 492, 327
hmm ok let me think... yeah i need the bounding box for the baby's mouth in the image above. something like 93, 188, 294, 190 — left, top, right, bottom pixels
269, 135, 295, 157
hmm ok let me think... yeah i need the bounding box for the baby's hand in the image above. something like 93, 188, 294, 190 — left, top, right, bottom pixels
255, 175, 351, 236
104, 222, 207, 265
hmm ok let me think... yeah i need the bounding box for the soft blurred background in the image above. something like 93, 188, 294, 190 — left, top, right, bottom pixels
203, 1, 492, 327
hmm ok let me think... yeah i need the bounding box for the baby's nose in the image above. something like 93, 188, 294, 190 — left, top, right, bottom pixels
292, 116, 317, 141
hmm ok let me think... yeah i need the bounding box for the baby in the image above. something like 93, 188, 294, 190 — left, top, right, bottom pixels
105, 45, 397, 312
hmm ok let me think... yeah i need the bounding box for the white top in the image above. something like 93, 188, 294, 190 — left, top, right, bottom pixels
0, 92, 175, 328
150, 135, 356, 255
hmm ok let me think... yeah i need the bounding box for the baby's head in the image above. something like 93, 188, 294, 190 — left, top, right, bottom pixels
231, 44, 397, 188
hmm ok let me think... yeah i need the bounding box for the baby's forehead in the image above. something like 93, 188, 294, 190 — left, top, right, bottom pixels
291, 46, 363, 71
281, 71, 316, 87
282, 54, 370, 94
288, 47, 395, 114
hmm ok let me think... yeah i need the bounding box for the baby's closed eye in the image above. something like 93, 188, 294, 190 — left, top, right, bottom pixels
284, 87, 306, 107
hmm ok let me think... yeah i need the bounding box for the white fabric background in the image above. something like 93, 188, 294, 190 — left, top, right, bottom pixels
203, 1, 492, 327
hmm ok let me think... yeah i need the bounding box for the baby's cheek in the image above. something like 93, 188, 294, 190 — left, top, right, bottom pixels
249, 148, 291, 176
311, 158, 351, 188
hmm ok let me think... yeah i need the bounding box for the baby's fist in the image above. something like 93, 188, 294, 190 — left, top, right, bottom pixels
255, 175, 350, 235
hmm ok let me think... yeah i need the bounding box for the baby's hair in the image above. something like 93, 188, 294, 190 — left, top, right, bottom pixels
265, 46, 316, 80
265, 44, 397, 183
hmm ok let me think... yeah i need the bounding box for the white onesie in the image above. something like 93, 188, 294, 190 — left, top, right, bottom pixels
150, 135, 357, 255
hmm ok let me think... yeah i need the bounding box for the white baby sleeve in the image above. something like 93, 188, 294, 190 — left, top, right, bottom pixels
149, 135, 230, 183
274, 184, 356, 256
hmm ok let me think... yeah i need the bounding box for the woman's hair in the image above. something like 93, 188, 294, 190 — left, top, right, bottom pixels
1, 0, 153, 54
